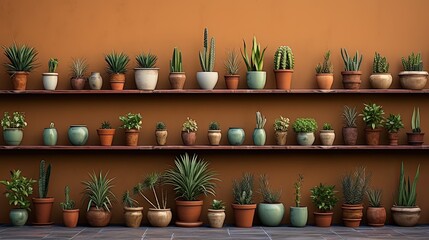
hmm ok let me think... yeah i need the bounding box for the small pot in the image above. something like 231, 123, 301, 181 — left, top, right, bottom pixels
88, 72, 103, 90
388, 132, 399, 146
97, 129, 116, 146
341, 71, 362, 89
399, 71, 428, 90
43, 127, 58, 146
207, 209, 226, 228
181, 131, 196, 146
316, 73, 334, 90
225, 75, 240, 89
155, 130, 168, 146
366, 207, 386, 227
227, 128, 245, 145
232, 203, 256, 228
365, 128, 382, 145
341, 203, 363, 227
275, 131, 287, 145
296, 132, 315, 146
86, 207, 111, 227
134, 68, 159, 90
274, 69, 293, 90
3, 128, 24, 146
147, 208, 172, 227
407, 132, 424, 145
369, 73, 392, 89
10, 71, 29, 90
42, 73, 58, 90
63, 209, 79, 228
110, 73, 126, 90
313, 212, 333, 227
68, 125, 89, 146
246, 71, 266, 89
10, 208, 28, 226
290, 206, 308, 227
196, 72, 218, 90
169, 72, 186, 89
253, 128, 266, 146
343, 127, 358, 145
257, 203, 284, 227
319, 130, 335, 146
32, 197, 55, 225
125, 129, 139, 146
70, 77, 86, 90
391, 206, 421, 227
124, 207, 143, 228
208, 130, 221, 145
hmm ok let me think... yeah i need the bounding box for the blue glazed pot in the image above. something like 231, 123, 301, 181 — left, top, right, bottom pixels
253, 128, 266, 146
43, 128, 58, 146
68, 125, 88, 146
3, 128, 24, 146
10, 208, 28, 226
246, 71, 266, 89
257, 203, 285, 227
227, 128, 245, 145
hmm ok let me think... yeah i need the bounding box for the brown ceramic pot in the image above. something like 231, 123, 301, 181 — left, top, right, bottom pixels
169, 72, 186, 89
224, 75, 239, 89
124, 207, 143, 228
342, 127, 358, 145
155, 130, 168, 146
231, 203, 256, 228
341, 71, 362, 89
181, 131, 196, 146
208, 130, 221, 145
207, 209, 226, 228
10, 71, 29, 90
366, 207, 386, 227
70, 77, 86, 90
341, 204, 363, 227
388, 132, 399, 146
125, 129, 140, 146
175, 200, 203, 225
407, 132, 424, 145
391, 206, 421, 227
63, 209, 79, 228
313, 212, 333, 227
319, 130, 335, 146
274, 131, 287, 145
86, 207, 111, 227
147, 208, 172, 227
398, 71, 428, 90
32, 197, 55, 225
365, 128, 382, 145
369, 73, 392, 89
316, 73, 334, 90
110, 73, 126, 90
274, 69, 293, 90
97, 129, 116, 146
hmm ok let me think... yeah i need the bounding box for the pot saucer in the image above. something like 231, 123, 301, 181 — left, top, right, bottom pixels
175, 221, 203, 227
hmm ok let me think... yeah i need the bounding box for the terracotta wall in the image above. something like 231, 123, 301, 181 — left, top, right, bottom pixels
0, 0, 428, 225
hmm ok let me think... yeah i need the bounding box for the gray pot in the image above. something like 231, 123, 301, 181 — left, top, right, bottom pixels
296, 132, 315, 146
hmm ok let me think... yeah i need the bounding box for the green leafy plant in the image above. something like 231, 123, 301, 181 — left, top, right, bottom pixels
255, 111, 266, 129
60, 185, 76, 210
122, 190, 139, 208
367, 189, 382, 207
411, 107, 421, 133
119, 113, 142, 130
105, 51, 130, 74
315, 50, 333, 74
182, 117, 198, 132
134, 172, 168, 209
402, 52, 423, 71
274, 46, 294, 70
396, 162, 420, 207
292, 118, 318, 133
1, 112, 27, 130
224, 50, 240, 75
70, 58, 88, 78
232, 172, 254, 205
0, 170, 36, 211
294, 174, 304, 207
343, 105, 358, 128
385, 114, 404, 133
136, 52, 157, 68
3, 43, 38, 72
170, 47, 183, 72
342, 166, 371, 205
361, 103, 385, 129
82, 171, 115, 212
310, 183, 338, 212
199, 28, 215, 72
48, 58, 58, 73
210, 199, 225, 210
100, 121, 112, 129
340, 48, 363, 71
322, 123, 333, 130
208, 121, 220, 130
259, 174, 281, 203
164, 153, 218, 201
156, 122, 166, 131
372, 52, 389, 73
38, 160, 51, 198
241, 36, 266, 71
273, 116, 289, 132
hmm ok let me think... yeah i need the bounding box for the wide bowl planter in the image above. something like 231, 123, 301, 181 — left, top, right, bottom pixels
319, 130, 335, 146
155, 130, 168, 146
125, 129, 140, 146
316, 73, 334, 90
391, 206, 421, 227
225, 75, 240, 89
388, 132, 399, 146
207, 209, 226, 228
407, 132, 424, 145
42, 73, 58, 90
232, 203, 256, 228
3, 128, 24, 146
175, 200, 203, 227
197, 72, 218, 90
43, 127, 58, 146
181, 131, 196, 146
135, 68, 159, 90
296, 132, 315, 146
365, 128, 382, 145
257, 203, 284, 227
290, 206, 308, 227
399, 71, 428, 90
147, 208, 172, 227
246, 71, 266, 89
63, 209, 79, 228
32, 197, 55, 225
313, 212, 333, 227
208, 130, 221, 145
275, 131, 287, 145
70, 77, 86, 90
227, 128, 245, 145
367, 207, 386, 227
124, 207, 143, 228
10, 71, 29, 90
97, 129, 116, 146
88, 72, 103, 90
169, 72, 186, 89
369, 73, 392, 89
10, 208, 29, 226
343, 127, 358, 145
253, 128, 266, 146
68, 125, 88, 146
86, 207, 111, 227
341, 71, 362, 89
274, 69, 293, 90
341, 204, 363, 227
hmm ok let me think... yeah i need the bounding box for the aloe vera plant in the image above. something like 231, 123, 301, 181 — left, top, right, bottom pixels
340, 48, 363, 71
396, 162, 420, 207
241, 36, 266, 71
411, 107, 421, 133
170, 47, 183, 72
199, 28, 215, 72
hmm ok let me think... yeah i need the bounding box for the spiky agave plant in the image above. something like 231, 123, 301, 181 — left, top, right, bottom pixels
70, 58, 88, 78
136, 52, 157, 68
82, 171, 115, 212
105, 51, 130, 74
224, 50, 240, 75
199, 28, 215, 72
343, 105, 358, 128
3, 43, 38, 72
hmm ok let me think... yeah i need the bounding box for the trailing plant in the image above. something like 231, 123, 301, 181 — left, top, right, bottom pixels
1, 112, 27, 130
396, 162, 420, 207
105, 51, 130, 74
361, 103, 385, 129
340, 48, 363, 71
273, 116, 290, 132
255, 111, 267, 129
38, 160, 51, 198
401, 52, 423, 71
60, 186, 76, 210
294, 174, 304, 207
322, 123, 333, 130
0, 170, 36, 211
134, 172, 168, 209
241, 36, 266, 71
259, 174, 281, 203
3, 43, 38, 72
136, 52, 157, 68
343, 105, 358, 128
210, 199, 225, 210
224, 50, 240, 75
372, 52, 389, 73
100, 121, 112, 129
119, 113, 142, 130
48, 58, 58, 73
310, 183, 338, 212
385, 114, 404, 133
315, 50, 333, 74
232, 172, 254, 205
411, 107, 421, 133
292, 118, 318, 133
70, 58, 88, 78
367, 189, 382, 207
82, 171, 115, 212
156, 122, 166, 131
170, 47, 183, 72
182, 117, 198, 132
208, 121, 220, 130
199, 28, 215, 72
122, 190, 139, 208
274, 46, 294, 70
341, 166, 371, 205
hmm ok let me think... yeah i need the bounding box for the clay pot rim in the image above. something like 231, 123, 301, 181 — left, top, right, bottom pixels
320, 130, 335, 133
247, 71, 266, 73
407, 132, 425, 135
225, 74, 240, 77
32, 197, 55, 202
175, 200, 203, 206
42, 73, 59, 76
148, 208, 171, 211
231, 203, 257, 209
370, 73, 392, 76
208, 129, 221, 133
208, 209, 226, 212
290, 206, 307, 209
70, 77, 86, 80
124, 206, 144, 211
181, 131, 197, 133
134, 68, 160, 71
8, 71, 29, 75
97, 128, 116, 133
316, 73, 334, 76
313, 211, 333, 215
63, 209, 80, 212
258, 202, 284, 205
398, 71, 428, 76
341, 71, 362, 75
391, 206, 421, 212
155, 129, 168, 132
364, 127, 382, 132
273, 69, 294, 73
170, 72, 185, 74
367, 206, 385, 209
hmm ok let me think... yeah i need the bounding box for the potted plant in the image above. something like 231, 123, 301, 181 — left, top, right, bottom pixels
105, 51, 130, 90
232, 172, 256, 228
43, 122, 58, 146
361, 103, 385, 145
42, 58, 59, 90
290, 174, 307, 227
224, 50, 240, 89
32, 160, 54, 225
253, 111, 267, 146
310, 183, 338, 227
319, 123, 335, 146
241, 36, 267, 89
273, 116, 289, 145
391, 162, 421, 227
385, 114, 404, 145
274, 46, 294, 89
197, 28, 218, 90
341, 166, 370, 227
155, 122, 168, 146
366, 189, 386, 227
207, 199, 225, 228
97, 121, 116, 146
399, 52, 428, 90
370, 52, 392, 89
257, 174, 284, 227
1, 111, 27, 146
342, 105, 358, 145
119, 113, 142, 146
0, 170, 36, 226
133, 172, 172, 227
407, 107, 424, 145
2, 43, 38, 90
164, 153, 218, 227
169, 47, 186, 89
292, 118, 318, 146
208, 121, 221, 146
135, 52, 159, 90
70, 58, 88, 90
82, 171, 115, 227
122, 190, 143, 228
315, 50, 334, 90
60, 186, 79, 228
181, 117, 198, 146
340, 48, 363, 89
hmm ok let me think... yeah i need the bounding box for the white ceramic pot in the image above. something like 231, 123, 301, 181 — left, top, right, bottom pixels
398, 71, 428, 90
88, 72, 103, 90
369, 73, 392, 89
196, 72, 218, 90
42, 73, 58, 90
135, 68, 159, 90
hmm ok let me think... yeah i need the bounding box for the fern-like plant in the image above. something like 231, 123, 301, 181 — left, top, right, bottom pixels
232, 173, 254, 205
199, 28, 215, 72
105, 51, 130, 74
341, 167, 371, 205
133, 172, 168, 209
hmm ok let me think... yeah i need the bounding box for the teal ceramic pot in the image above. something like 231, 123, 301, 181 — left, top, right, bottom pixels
296, 132, 315, 146
10, 208, 28, 226
227, 128, 245, 145
246, 71, 266, 89
290, 206, 308, 227
43, 128, 58, 146
253, 128, 266, 146
3, 128, 24, 146
68, 125, 88, 146
257, 203, 284, 227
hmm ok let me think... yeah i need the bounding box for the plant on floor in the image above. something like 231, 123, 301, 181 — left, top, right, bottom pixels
209, 121, 220, 130
396, 162, 420, 207
232, 173, 254, 205
211, 199, 225, 210
343, 106, 357, 128
82, 171, 115, 212
292, 118, 318, 133
340, 48, 363, 71
170, 47, 183, 72
199, 28, 215, 72
411, 107, 421, 133
310, 183, 338, 212
122, 190, 139, 208
60, 186, 75, 210
119, 113, 142, 130
342, 166, 371, 205
3, 43, 38, 72
385, 114, 404, 133
136, 52, 157, 68
274, 46, 294, 70
361, 103, 385, 129
133, 172, 168, 209
322, 123, 333, 130
315, 50, 333, 73
241, 36, 266, 71
273, 116, 289, 132
294, 174, 304, 207
1, 112, 27, 129
259, 174, 281, 203
105, 52, 130, 74
225, 50, 240, 75
367, 189, 382, 207
48, 58, 58, 73
182, 117, 198, 132
38, 160, 51, 198
0, 170, 36, 210
70, 58, 88, 78
156, 122, 166, 131
372, 52, 389, 73
402, 52, 423, 71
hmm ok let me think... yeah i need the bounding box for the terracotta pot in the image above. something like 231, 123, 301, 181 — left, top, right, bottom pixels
207, 209, 226, 228
388, 132, 399, 146
208, 130, 221, 145
86, 207, 111, 227
341, 204, 363, 227
175, 200, 203, 226
275, 131, 287, 145
407, 132, 424, 145
316, 73, 334, 90
398, 71, 428, 90
125, 129, 139, 146
366, 207, 386, 227
341, 71, 362, 89
63, 209, 79, 228
124, 207, 143, 228
110, 73, 126, 90
319, 130, 335, 146
365, 128, 382, 145
369, 73, 392, 89
10, 71, 29, 90
70, 77, 86, 90
97, 129, 116, 146
181, 131, 196, 146
155, 130, 168, 146
147, 208, 172, 227
232, 203, 256, 228
225, 75, 240, 89
342, 127, 358, 145
169, 72, 186, 89
274, 69, 293, 90
391, 206, 421, 227
313, 212, 333, 227
32, 197, 55, 225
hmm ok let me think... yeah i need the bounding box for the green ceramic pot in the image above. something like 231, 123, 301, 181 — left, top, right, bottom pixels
3, 128, 24, 146
257, 203, 284, 227
290, 206, 308, 227
253, 128, 266, 146
10, 208, 28, 226
296, 132, 315, 146
246, 71, 266, 89
68, 125, 88, 146
43, 128, 58, 146
227, 128, 245, 145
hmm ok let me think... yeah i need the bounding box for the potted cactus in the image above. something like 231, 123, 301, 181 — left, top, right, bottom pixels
385, 114, 404, 145
70, 58, 88, 90
361, 103, 385, 145
60, 186, 79, 228
119, 113, 142, 146
342, 105, 358, 145
42, 58, 59, 90
366, 189, 386, 227
369, 52, 392, 89
319, 123, 335, 146
1, 111, 27, 146
241, 36, 267, 89
97, 121, 116, 146
43, 122, 58, 146
340, 48, 363, 89
169, 47, 186, 89
292, 118, 318, 146
181, 117, 198, 145
274, 46, 294, 90
399, 52, 428, 90
122, 190, 143, 228
257, 174, 284, 226
3, 43, 38, 90
134, 52, 159, 90
253, 111, 267, 146
105, 51, 129, 90
197, 28, 218, 90
315, 50, 334, 90
208, 121, 221, 146
273, 116, 289, 145
32, 160, 54, 225
232, 172, 256, 228
207, 199, 226, 228
290, 174, 307, 227
155, 122, 168, 146
407, 107, 424, 145
224, 50, 241, 89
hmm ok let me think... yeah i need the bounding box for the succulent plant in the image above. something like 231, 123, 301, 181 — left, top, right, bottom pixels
367, 189, 382, 207
210, 199, 225, 210
101, 121, 112, 129
255, 111, 267, 129
232, 172, 254, 205
156, 122, 166, 131
274, 46, 294, 70
372, 52, 389, 73
315, 50, 333, 74
241, 36, 266, 71
208, 121, 220, 130
294, 174, 304, 207
182, 117, 198, 132
411, 107, 421, 133
170, 47, 183, 72
396, 162, 420, 207
343, 105, 357, 128
3, 43, 38, 72
402, 52, 423, 71
136, 52, 157, 68
259, 174, 281, 203
224, 50, 240, 75
105, 51, 130, 74
48, 58, 58, 73
273, 116, 290, 132
199, 28, 215, 72
323, 123, 333, 130
340, 48, 363, 71
60, 185, 75, 210
70, 58, 88, 78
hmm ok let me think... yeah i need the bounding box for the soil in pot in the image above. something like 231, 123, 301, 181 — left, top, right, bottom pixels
147, 208, 172, 227
365, 128, 382, 145
341, 71, 362, 89
225, 75, 239, 89
207, 209, 226, 228
169, 72, 186, 89
274, 69, 293, 90
32, 197, 55, 225
232, 204, 256, 228
366, 207, 386, 227
343, 127, 358, 145
124, 207, 143, 228
316, 73, 334, 90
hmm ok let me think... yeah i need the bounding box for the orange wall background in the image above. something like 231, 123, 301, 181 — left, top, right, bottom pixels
0, 0, 428, 226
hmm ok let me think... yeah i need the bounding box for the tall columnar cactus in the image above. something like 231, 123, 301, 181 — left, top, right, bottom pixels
372, 52, 389, 73
170, 47, 183, 72
274, 46, 294, 70
199, 28, 215, 72
402, 52, 423, 71
340, 48, 363, 71
38, 160, 51, 198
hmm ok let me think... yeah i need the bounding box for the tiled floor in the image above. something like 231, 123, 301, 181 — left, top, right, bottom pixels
0, 225, 428, 239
